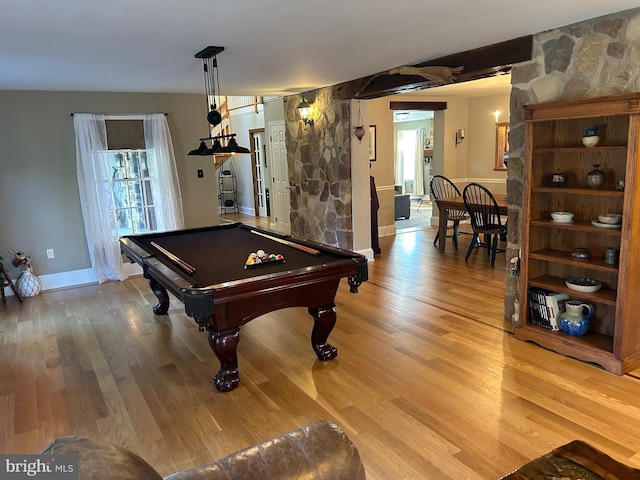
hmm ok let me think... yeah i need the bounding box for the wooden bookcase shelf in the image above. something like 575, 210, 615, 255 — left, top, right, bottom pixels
516, 93, 640, 375
531, 187, 625, 196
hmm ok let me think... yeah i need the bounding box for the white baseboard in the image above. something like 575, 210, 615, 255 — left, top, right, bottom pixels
379, 225, 397, 237
239, 205, 255, 215
355, 248, 375, 261
39, 268, 98, 291
2, 268, 98, 297
2, 264, 147, 298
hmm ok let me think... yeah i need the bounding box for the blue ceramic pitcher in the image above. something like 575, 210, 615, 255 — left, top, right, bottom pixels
558, 301, 593, 336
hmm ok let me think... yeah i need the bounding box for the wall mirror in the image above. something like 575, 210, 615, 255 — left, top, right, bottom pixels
495, 122, 509, 170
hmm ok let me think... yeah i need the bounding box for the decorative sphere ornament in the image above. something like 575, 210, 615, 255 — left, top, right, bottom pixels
354, 125, 365, 142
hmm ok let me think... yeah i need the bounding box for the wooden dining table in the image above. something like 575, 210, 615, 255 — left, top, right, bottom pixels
435, 194, 508, 252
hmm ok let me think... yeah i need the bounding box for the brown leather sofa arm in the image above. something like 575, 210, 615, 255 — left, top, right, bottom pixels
40, 420, 366, 480
41, 435, 162, 480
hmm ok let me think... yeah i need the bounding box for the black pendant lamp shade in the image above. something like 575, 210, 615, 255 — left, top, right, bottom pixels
188, 140, 208, 156
216, 136, 250, 154
201, 138, 223, 156
187, 46, 250, 156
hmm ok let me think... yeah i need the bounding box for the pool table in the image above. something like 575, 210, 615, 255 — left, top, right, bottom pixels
119, 222, 368, 392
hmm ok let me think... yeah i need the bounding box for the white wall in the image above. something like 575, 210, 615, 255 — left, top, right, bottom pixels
225, 104, 266, 214
351, 99, 374, 258
467, 93, 509, 194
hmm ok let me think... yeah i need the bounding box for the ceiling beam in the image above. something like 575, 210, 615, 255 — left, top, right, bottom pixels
332, 35, 532, 100
389, 101, 447, 111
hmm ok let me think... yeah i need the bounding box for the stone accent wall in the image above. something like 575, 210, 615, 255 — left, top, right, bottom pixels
505, 7, 640, 321
284, 88, 354, 249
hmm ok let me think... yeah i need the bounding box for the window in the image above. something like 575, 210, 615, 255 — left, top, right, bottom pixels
109, 149, 158, 235
104, 118, 163, 236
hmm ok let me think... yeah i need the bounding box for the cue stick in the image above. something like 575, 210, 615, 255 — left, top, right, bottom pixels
150, 241, 197, 275
250, 230, 321, 256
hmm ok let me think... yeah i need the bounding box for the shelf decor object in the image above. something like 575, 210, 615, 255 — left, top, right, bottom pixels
570, 247, 591, 261
586, 164, 605, 189
550, 211, 574, 223
517, 92, 640, 375
558, 301, 594, 336
582, 126, 599, 147
546, 172, 568, 187
565, 277, 602, 293
582, 136, 600, 147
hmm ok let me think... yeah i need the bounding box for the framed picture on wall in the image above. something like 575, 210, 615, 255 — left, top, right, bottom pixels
369, 125, 376, 161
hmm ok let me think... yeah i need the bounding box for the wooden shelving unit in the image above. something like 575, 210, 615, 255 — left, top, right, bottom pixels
516, 93, 640, 374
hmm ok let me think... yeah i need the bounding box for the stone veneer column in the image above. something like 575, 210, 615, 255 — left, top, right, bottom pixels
505, 7, 640, 321
284, 88, 354, 249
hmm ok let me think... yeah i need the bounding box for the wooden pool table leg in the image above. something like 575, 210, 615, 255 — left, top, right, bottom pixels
148, 277, 170, 315
208, 328, 240, 392
308, 304, 338, 361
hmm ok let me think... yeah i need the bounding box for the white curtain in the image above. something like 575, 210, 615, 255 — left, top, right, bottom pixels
395, 130, 406, 190
143, 114, 184, 232
414, 128, 425, 196
395, 129, 425, 195
74, 113, 184, 283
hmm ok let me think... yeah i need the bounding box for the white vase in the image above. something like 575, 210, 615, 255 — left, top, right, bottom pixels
17, 270, 42, 297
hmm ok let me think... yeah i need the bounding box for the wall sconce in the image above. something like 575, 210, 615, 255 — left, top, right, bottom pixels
494, 110, 501, 123
297, 98, 314, 128
455, 128, 466, 147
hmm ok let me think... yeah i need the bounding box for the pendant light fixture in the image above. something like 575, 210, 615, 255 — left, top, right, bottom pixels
193, 134, 250, 156
187, 46, 250, 156
354, 101, 365, 142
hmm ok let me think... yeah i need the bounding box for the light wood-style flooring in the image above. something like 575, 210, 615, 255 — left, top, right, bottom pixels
2, 215, 640, 479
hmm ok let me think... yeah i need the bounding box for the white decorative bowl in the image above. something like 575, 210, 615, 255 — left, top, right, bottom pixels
550, 211, 574, 223
566, 277, 602, 293
597, 213, 622, 224
582, 135, 600, 147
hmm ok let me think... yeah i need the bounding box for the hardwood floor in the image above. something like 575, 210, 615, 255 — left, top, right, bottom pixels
2, 217, 640, 479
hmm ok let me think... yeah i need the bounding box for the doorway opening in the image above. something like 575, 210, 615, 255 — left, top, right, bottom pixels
393, 110, 434, 232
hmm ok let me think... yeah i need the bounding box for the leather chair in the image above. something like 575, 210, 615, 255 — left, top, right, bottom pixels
40, 420, 366, 480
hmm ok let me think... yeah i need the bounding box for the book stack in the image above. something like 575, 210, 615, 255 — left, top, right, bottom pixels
528, 287, 570, 330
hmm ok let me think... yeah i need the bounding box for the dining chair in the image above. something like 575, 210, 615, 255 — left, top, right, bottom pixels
429, 175, 469, 250
462, 182, 507, 267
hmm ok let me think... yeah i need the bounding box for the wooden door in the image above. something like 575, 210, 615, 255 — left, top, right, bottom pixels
268, 121, 290, 234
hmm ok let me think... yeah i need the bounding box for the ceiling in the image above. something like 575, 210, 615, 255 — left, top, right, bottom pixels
2, 1, 638, 97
